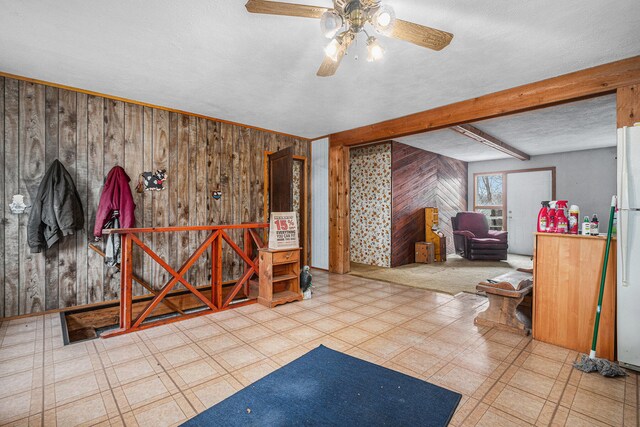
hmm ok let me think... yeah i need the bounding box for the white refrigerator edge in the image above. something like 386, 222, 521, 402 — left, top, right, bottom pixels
617, 126, 640, 371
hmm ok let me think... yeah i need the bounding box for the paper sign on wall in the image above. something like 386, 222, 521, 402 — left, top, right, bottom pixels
268, 212, 299, 249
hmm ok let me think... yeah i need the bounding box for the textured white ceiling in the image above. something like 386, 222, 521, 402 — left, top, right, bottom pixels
0, 1, 638, 138
397, 94, 617, 162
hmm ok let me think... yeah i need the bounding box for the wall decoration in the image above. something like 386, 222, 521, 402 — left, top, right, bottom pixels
212, 190, 222, 200
349, 143, 392, 267
136, 169, 168, 193
9, 194, 28, 214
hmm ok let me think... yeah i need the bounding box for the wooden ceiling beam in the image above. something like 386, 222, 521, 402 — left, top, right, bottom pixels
450, 124, 530, 161
329, 55, 640, 147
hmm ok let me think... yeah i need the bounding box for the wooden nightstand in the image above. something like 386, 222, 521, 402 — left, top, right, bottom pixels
258, 248, 303, 308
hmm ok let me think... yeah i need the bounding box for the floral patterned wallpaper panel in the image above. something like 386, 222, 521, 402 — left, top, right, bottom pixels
350, 143, 392, 267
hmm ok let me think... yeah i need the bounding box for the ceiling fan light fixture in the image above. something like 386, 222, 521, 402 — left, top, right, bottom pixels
367, 36, 384, 62
320, 10, 343, 38
324, 38, 341, 62
371, 5, 396, 35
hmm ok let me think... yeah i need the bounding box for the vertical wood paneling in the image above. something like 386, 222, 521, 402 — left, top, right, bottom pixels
152, 109, 169, 290
207, 121, 221, 226
177, 114, 190, 284
19, 82, 46, 313
195, 118, 208, 285
3, 78, 19, 316
58, 89, 78, 307
167, 112, 179, 283
230, 126, 241, 279
124, 103, 144, 295
235, 127, 251, 278
142, 107, 154, 286
103, 99, 124, 300
44, 87, 59, 310
75, 93, 88, 306
188, 116, 198, 283
0, 78, 4, 317
0, 76, 310, 316
87, 95, 104, 303
220, 123, 235, 282
252, 131, 264, 223
238, 128, 251, 224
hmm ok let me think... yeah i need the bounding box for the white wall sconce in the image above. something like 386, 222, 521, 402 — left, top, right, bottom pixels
9, 194, 28, 214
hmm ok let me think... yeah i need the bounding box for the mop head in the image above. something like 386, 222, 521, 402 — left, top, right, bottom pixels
574, 354, 628, 377
573, 354, 599, 373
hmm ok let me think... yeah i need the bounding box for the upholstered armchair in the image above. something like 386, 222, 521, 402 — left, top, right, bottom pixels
451, 212, 508, 260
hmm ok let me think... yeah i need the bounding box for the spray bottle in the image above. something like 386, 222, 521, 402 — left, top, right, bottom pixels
547, 201, 557, 233
537, 201, 550, 232
556, 200, 569, 234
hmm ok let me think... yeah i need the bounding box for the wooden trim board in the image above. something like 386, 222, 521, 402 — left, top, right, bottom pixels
617, 84, 640, 127
329, 56, 640, 146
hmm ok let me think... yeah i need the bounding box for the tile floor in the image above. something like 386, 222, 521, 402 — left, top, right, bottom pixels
0, 269, 637, 426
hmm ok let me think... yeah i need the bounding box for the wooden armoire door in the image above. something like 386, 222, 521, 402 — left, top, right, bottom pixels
269, 147, 293, 213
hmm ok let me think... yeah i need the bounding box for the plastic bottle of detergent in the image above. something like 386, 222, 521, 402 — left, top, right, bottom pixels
547, 201, 557, 233
581, 216, 591, 235
537, 201, 550, 232
568, 205, 580, 234
555, 201, 569, 234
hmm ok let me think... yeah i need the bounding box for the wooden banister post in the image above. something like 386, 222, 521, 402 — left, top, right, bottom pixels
212, 234, 223, 309
244, 228, 252, 296
120, 233, 133, 330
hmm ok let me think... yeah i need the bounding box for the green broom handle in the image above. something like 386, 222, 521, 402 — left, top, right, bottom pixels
590, 196, 616, 356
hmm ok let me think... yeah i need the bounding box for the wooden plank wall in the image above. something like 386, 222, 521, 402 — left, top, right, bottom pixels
0, 76, 310, 317
435, 154, 468, 256
390, 141, 467, 267
390, 142, 437, 267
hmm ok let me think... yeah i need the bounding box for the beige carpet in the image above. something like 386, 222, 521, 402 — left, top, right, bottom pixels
349, 254, 533, 296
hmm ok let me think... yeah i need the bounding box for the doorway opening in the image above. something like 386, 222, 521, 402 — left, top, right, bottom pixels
474, 167, 556, 255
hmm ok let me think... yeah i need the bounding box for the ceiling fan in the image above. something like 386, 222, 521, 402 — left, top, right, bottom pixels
245, 0, 453, 77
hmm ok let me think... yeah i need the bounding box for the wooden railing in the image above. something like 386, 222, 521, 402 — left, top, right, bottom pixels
101, 223, 268, 337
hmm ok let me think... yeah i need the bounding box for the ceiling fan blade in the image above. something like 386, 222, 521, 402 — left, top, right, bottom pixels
245, 0, 328, 18
316, 35, 353, 77
389, 19, 453, 51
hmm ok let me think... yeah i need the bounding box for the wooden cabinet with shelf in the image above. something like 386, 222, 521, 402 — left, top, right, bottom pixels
258, 248, 303, 308
533, 233, 616, 361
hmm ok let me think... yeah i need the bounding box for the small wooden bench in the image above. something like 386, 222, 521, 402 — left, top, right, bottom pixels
475, 269, 533, 335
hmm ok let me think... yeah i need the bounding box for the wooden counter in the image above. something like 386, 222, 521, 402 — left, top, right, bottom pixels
533, 233, 616, 361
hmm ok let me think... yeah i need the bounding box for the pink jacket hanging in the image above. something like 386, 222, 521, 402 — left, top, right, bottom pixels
93, 166, 136, 238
